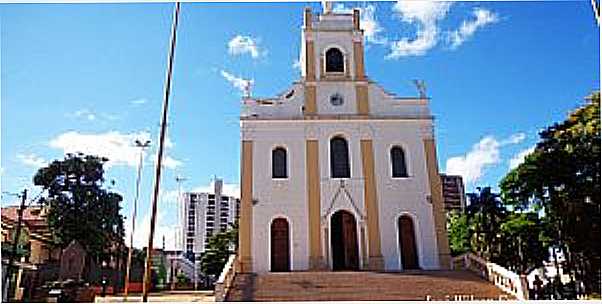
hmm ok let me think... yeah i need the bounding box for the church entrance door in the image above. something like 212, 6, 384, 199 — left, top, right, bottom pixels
270, 218, 290, 272
331, 210, 359, 270
398, 215, 419, 270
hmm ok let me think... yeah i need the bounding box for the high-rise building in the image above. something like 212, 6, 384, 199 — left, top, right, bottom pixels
440, 174, 466, 213
180, 179, 240, 257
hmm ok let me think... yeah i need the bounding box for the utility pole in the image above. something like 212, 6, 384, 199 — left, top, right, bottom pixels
142, 2, 180, 302
124, 139, 151, 299
3, 189, 27, 302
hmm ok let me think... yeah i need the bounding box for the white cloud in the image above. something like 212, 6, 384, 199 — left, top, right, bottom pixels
191, 180, 240, 198
501, 132, 526, 145
292, 59, 301, 71
48, 131, 181, 171
387, 1, 452, 58
332, 4, 387, 45
70, 109, 96, 121
49, 131, 151, 167
448, 8, 498, 49
361, 5, 387, 45
68, 109, 119, 122
388, 26, 438, 57
130, 98, 148, 105
508, 146, 535, 170
392, 1, 452, 25
445, 133, 525, 184
17, 153, 47, 168
446, 136, 501, 184
227, 35, 266, 58
220, 70, 253, 95
162, 156, 182, 170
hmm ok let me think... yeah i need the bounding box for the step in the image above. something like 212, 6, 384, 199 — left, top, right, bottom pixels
226, 270, 514, 301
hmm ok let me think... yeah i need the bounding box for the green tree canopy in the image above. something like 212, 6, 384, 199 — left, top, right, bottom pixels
33, 153, 125, 262
500, 91, 600, 293
447, 211, 470, 256
200, 223, 238, 278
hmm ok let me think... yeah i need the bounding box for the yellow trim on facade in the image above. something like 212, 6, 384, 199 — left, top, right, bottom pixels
304, 84, 317, 115
353, 9, 360, 31
306, 40, 316, 81
306, 139, 325, 269
239, 140, 254, 272
423, 138, 452, 269
356, 84, 370, 115
353, 41, 365, 80
360, 139, 384, 270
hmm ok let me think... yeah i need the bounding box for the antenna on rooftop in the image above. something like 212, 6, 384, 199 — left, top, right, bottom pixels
175, 174, 187, 251
413, 80, 427, 98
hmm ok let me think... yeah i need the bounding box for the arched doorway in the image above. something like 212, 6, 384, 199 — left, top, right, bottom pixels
331, 210, 359, 270
398, 215, 419, 270
270, 218, 290, 272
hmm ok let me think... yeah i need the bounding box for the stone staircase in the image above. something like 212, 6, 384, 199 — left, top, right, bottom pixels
226, 270, 514, 301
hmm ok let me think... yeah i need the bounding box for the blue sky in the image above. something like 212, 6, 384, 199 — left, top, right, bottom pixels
1, 1, 599, 249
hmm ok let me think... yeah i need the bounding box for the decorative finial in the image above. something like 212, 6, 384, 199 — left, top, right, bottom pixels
413, 79, 427, 98
243, 79, 253, 98
322, 1, 333, 14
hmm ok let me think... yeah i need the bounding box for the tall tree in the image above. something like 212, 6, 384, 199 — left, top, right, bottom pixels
500, 91, 600, 294
33, 153, 125, 263
447, 211, 471, 256
498, 212, 547, 274
200, 223, 238, 277
465, 187, 507, 260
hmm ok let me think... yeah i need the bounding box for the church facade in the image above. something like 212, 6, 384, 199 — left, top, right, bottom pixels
238, 6, 451, 274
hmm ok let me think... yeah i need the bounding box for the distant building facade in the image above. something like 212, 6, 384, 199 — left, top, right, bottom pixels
179, 179, 240, 257
440, 174, 466, 213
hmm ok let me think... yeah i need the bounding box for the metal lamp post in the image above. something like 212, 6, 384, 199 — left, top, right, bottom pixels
124, 139, 151, 299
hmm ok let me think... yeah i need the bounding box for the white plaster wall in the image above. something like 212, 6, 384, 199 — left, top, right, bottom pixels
371, 121, 440, 271
316, 82, 357, 115
243, 117, 442, 272
368, 84, 431, 118
245, 123, 309, 273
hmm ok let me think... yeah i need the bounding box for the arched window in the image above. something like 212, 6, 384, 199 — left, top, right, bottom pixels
272, 147, 287, 178
391, 146, 408, 178
330, 137, 350, 178
325, 48, 344, 73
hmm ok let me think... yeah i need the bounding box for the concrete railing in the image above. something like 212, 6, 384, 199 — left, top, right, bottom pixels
214, 254, 238, 302
452, 253, 529, 300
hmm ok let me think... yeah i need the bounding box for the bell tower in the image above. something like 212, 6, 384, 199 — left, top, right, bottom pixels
300, 5, 369, 116
300, 6, 365, 82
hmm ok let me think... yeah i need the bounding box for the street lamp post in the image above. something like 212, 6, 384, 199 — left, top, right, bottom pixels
124, 139, 151, 299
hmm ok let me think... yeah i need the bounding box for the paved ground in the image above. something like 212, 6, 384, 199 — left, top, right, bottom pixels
94, 290, 215, 302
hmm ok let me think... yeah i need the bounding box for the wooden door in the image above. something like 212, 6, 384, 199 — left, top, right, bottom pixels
398, 216, 419, 270
270, 218, 290, 272
331, 211, 359, 270
341, 212, 359, 270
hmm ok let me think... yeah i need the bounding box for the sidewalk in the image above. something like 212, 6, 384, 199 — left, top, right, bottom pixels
95, 290, 215, 302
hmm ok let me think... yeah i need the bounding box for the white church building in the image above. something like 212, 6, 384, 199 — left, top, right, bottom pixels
238, 5, 451, 274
